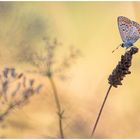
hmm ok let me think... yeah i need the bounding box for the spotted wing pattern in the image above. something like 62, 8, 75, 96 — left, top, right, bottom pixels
118, 16, 140, 44
132, 20, 140, 35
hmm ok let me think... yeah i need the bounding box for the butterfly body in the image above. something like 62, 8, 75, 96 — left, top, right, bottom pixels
121, 42, 133, 48
118, 16, 140, 49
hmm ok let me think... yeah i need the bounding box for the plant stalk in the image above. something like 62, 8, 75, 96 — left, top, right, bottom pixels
91, 85, 112, 137
49, 76, 64, 138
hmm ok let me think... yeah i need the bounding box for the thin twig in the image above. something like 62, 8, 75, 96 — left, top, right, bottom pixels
0, 97, 26, 121
48, 76, 64, 138
91, 85, 112, 137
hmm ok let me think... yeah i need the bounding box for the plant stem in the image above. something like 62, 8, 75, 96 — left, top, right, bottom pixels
91, 85, 112, 137
49, 76, 64, 138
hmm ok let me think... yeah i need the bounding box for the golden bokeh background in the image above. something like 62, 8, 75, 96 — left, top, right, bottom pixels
0, 1, 140, 138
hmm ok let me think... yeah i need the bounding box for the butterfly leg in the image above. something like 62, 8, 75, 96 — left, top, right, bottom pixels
125, 48, 127, 53
125, 46, 133, 52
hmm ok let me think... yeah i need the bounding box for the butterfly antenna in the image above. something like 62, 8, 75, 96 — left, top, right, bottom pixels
112, 44, 121, 53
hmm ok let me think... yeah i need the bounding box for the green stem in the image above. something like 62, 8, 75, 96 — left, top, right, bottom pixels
49, 76, 64, 138
91, 85, 112, 137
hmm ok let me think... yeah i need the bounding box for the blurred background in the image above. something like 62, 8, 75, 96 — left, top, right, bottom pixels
0, 1, 140, 138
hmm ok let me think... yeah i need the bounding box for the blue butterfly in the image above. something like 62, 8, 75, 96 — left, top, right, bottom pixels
112, 16, 140, 52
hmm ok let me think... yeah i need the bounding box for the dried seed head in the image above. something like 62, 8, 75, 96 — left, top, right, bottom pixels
108, 47, 138, 88
3, 68, 9, 78
11, 68, 17, 78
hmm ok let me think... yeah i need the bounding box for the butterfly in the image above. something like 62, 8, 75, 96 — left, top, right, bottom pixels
112, 16, 140, 53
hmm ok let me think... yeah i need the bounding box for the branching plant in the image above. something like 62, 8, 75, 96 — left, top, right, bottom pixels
31, 37, 80, 138
0, 67, 42, 122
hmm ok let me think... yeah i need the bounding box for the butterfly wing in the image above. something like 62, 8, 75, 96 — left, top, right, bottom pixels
131, 20, 140, 43
118, 16, 132, 43
132, 20, 140, 31
127, 24, 140, 44
118, 16, 140, 44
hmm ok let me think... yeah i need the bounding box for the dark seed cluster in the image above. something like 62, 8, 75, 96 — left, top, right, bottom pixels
108, 47, 138, 88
